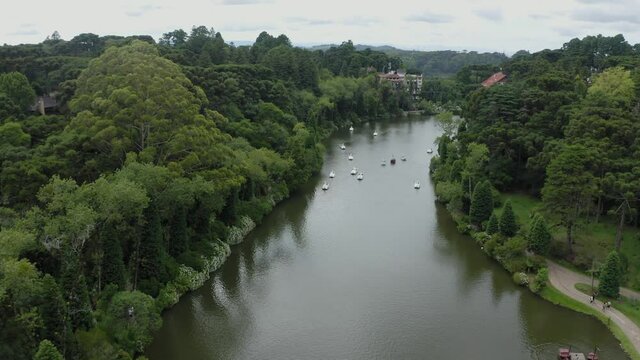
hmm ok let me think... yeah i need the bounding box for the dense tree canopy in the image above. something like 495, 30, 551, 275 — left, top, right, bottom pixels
0, 26, 412, 359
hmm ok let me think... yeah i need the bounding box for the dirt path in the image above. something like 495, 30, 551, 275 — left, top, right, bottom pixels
547, 260, 640, 356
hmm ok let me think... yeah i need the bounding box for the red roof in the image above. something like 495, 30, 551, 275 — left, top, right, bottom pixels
481, 72, 507, 87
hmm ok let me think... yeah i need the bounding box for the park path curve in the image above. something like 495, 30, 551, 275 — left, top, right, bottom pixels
547, 260, 640, 356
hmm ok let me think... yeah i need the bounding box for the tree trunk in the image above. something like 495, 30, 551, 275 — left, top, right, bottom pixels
566, 224, 573, 254
595, 195, 602, 223
615, 206, 626, 251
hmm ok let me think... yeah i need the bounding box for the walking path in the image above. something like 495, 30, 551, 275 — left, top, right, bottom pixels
547, 260, 640, 355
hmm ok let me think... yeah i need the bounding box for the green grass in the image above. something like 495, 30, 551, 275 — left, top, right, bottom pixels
541, 284, 640, 359
574, 282, 640, 329
503, 193, 640, 290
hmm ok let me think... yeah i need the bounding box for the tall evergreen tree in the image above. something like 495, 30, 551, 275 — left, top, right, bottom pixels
486, 213, 499, 235
137, 203, 163, 295
527, 215, 551, 255
60, 246, 93, 331
101, 225, 126, 290
599, 251, 622, 298
169, 206, 188, 257
499, 199, 518, 237
38, 275, 72, 356
469, 180, 493, 226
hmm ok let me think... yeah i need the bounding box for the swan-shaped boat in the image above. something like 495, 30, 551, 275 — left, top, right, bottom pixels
427, 148, 433, 154
329, 170, 335, 178
357, 173, 364, 181
373, 131, 378, 136
414, 181, 421, 189
348, 153, 354, 160
349, 126, 354, 132
322, 182, 329, 190
340, 144, 346, 150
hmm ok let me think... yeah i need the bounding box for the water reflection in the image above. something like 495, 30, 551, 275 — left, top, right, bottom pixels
147, 117, 629, 360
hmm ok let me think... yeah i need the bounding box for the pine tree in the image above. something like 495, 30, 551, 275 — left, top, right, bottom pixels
528, 215, 551, 255
599, 251, 622, 298
34, 339, 64, 360
101, 225, 126, 289
138, 203, 163, 294
60, 245, 93, 330
38, 275, 72, 354
499, 199, 518, 237
486, 213, 499, 235
469, 180, 493, 226
169, 206, 188, 257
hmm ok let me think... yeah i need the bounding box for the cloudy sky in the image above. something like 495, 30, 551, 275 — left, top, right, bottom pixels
2, 0, 639, 53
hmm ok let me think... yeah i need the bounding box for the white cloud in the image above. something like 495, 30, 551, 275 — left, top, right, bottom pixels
0, 0, 638, 52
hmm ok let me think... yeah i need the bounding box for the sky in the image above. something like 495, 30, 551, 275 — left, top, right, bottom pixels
2, 0, 640, 54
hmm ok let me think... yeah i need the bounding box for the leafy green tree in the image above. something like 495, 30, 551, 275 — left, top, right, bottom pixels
499, 199, 518, 237
527, 215, 551, 255
66, 40, 218, 179
461, 142, 489, 197
469, 180, 493, 226
542, 145, 596, 253
486, 213, 499, 235
33, 339, 63, 360
598, 251, 622, 298
102, 291, 161, 355
0, 72, 36, 113
586, 67, 635, 108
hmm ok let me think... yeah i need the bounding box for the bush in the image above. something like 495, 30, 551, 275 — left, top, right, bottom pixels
531, 267, 549, 293
472, 231, 491, 245
503, 256, 528, 273
484, 237, 499, 256
513, 272, 528, 286
176, 251, 206, 272
236, 197, 273, 224
526, 255, 546, 273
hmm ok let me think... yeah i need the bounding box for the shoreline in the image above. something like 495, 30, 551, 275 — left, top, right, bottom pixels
438, 200, 640, 359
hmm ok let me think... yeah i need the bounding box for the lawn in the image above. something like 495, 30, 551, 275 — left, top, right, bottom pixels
503, 193, 640, 290
575, 282, 640, 329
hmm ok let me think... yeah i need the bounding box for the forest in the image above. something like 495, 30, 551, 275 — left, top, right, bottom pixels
430, 34, 640, 298
0, 27, 413, 359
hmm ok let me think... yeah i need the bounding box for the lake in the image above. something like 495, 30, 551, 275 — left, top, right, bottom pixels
147, 116, 627, 360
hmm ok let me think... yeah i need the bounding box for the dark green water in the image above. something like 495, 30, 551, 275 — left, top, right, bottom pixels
147, 117, 627, 359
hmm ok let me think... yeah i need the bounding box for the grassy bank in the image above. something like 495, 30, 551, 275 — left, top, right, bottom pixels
541, 284, 640, 359
439, 190, 640, 359
574, 283, 640, 329
507, 193, 640, 290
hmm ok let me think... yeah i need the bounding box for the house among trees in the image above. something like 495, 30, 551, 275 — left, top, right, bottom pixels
30, 95, 59, 115
378, 70, 423, 99
481, 71, 507, 87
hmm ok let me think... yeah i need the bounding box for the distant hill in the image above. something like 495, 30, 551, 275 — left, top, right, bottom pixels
308, 44, 508, 77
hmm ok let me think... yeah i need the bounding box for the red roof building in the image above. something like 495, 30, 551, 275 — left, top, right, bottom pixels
481, 71, 507, 87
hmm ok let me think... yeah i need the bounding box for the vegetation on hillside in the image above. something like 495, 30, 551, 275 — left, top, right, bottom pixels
430, 34, 640, 299
0, 27, 411, 359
